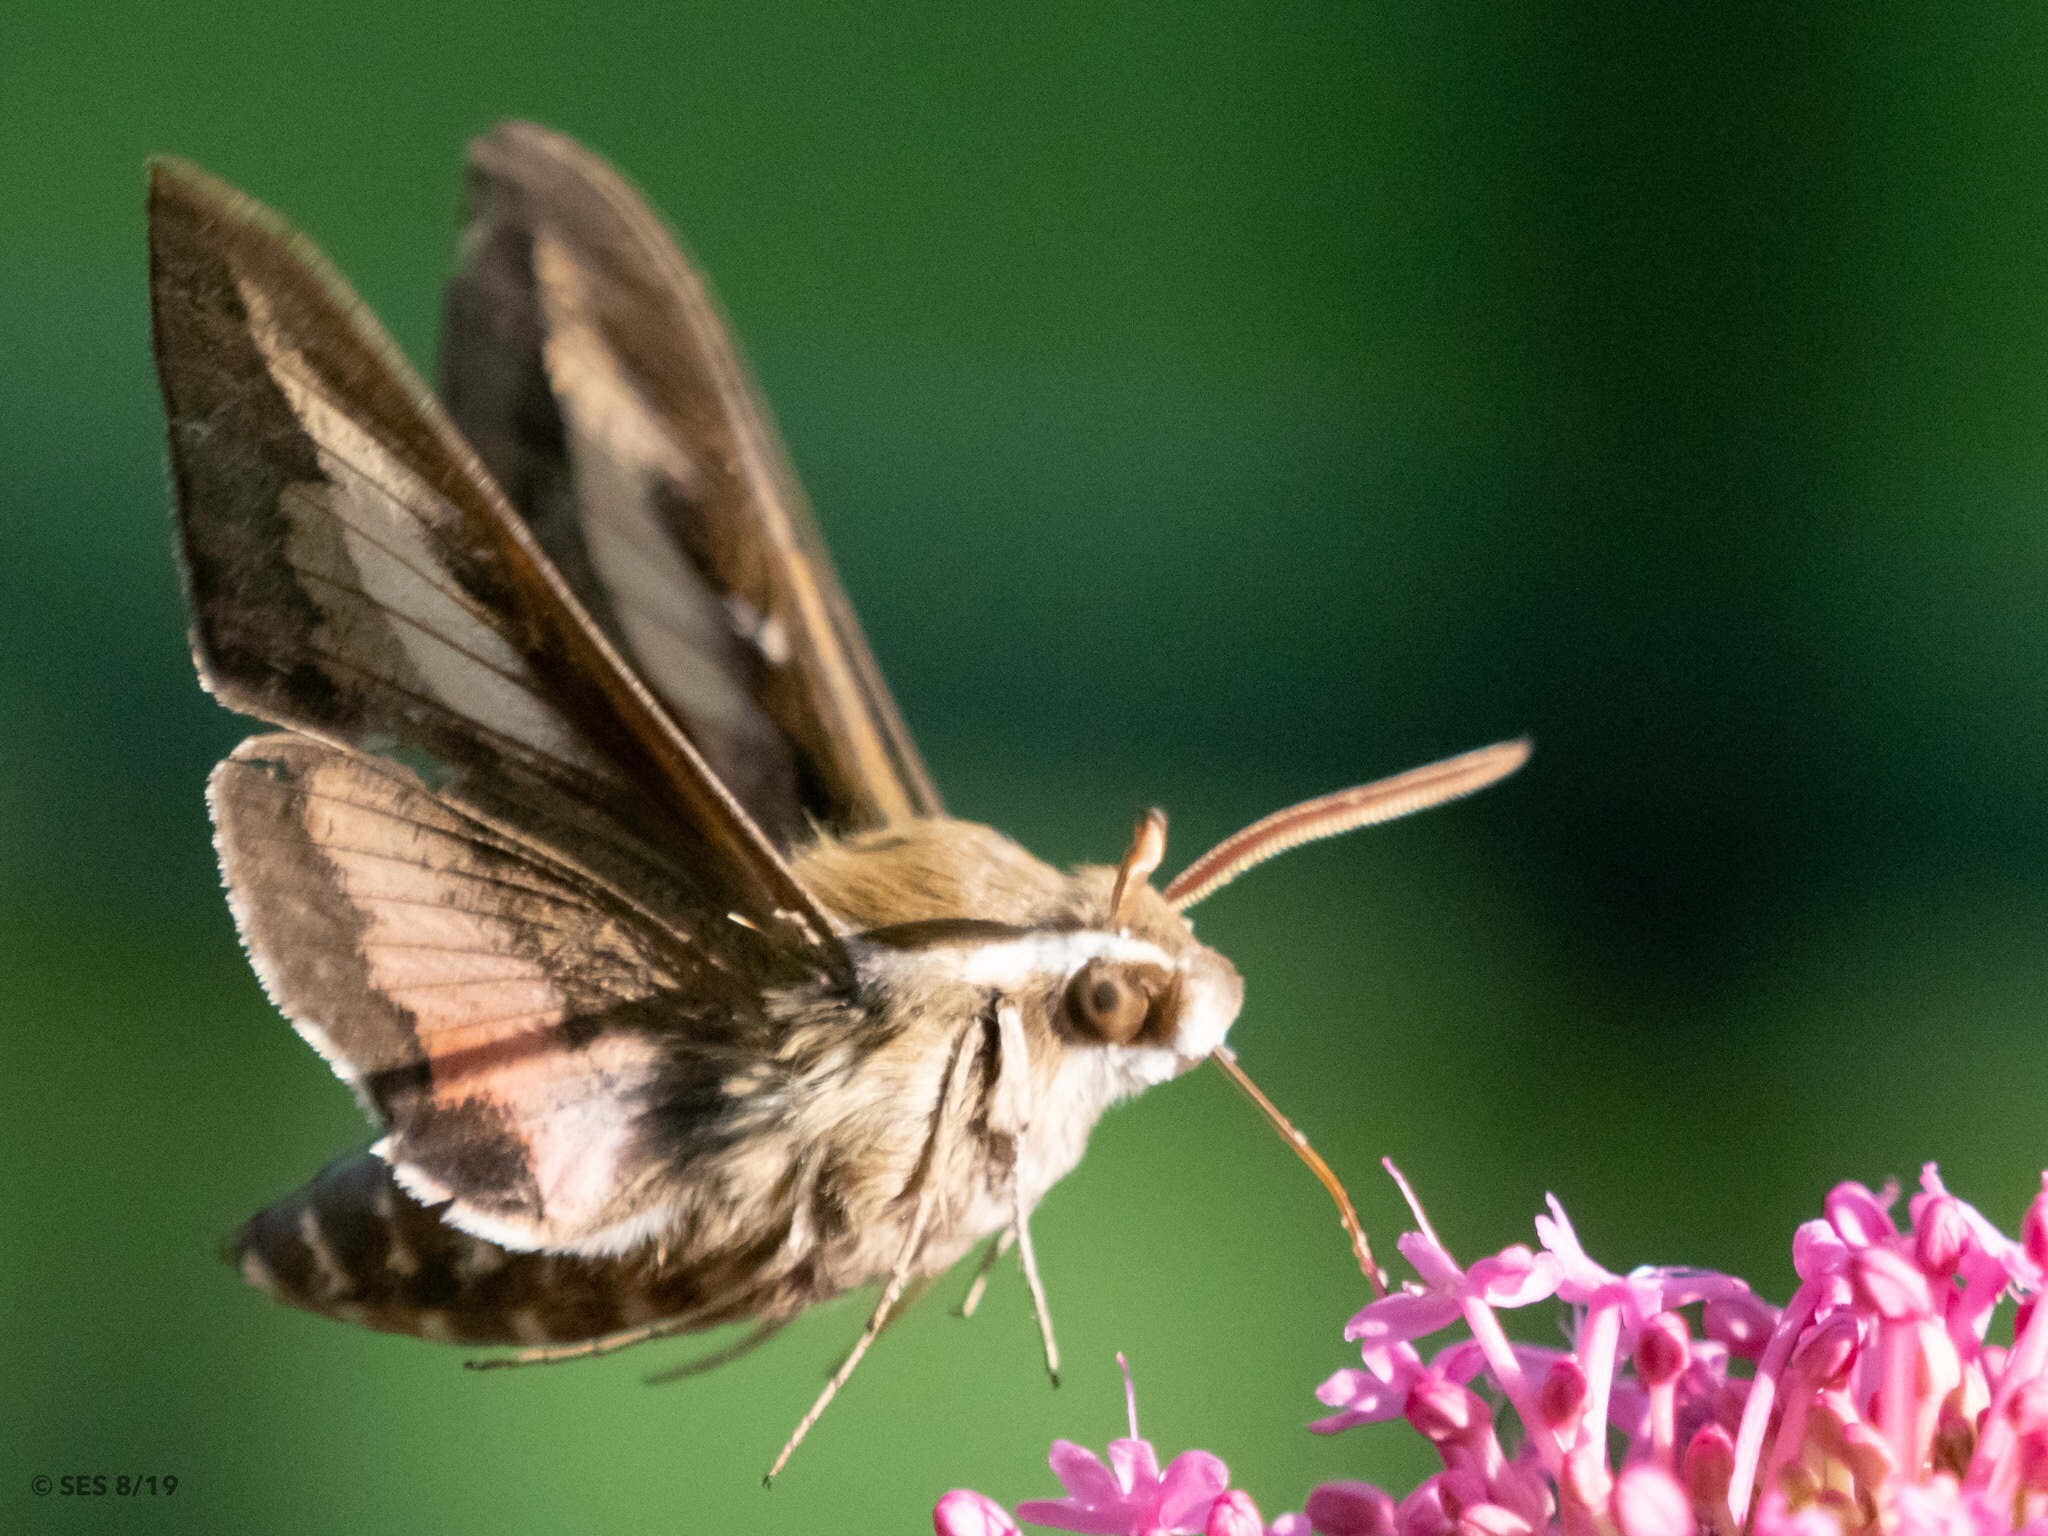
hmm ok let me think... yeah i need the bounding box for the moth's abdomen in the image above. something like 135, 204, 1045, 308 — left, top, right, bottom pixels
228, 1152, 697, 1347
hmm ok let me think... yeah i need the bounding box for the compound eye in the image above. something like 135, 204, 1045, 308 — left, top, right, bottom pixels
1064, 959, 1152, 1045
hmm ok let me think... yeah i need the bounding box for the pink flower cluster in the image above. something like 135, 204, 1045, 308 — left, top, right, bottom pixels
935, 1164, 2048, 1536
932, 1355, 1256, 1536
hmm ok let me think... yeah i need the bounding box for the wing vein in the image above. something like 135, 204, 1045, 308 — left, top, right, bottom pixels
221, 829, 585, 903
281, 644, 599, 784
288, 564, 559, 706
303, 452, 508, 627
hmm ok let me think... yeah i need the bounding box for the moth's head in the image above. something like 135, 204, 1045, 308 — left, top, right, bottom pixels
1052, 809, 1242, 1069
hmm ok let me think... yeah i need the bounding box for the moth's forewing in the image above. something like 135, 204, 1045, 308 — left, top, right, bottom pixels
148, 158, 862, 1263
440, 121, 942, 845
147, 157, 837, 954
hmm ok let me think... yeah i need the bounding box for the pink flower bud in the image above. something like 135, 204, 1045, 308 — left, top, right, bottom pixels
1635, 1312, 1691, 1387
1787, 1314, 1860, 1385
1914, 1196, 1968, 1280
933, 1489, 1019, 1536
2024, 1176, 2048, 1270
1825, 1183, 1897, 1249
1207, 1489, 1267, 1536
1611, 1466, 1696, 1536
2018, 1428, 2048, 1493
1680, 1424, 1735, 1506
1407, 1375, 1487, 1446
1308, 1480, 1400, 1536
1540, 1358, 1589, 1426
1851, 1246, 1934, 1320
1702, 1293, 1778, 1362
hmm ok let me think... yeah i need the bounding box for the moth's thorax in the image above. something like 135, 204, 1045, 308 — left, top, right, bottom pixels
791, 817, 1074, 931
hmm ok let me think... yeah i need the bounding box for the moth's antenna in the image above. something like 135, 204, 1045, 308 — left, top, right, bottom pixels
1163, 739, 1531, 911
1211, 1045, 1387, 1298
1110, 807, 1169, 927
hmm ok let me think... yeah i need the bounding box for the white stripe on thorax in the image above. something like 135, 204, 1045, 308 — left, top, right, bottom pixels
850, 930, 1173, 990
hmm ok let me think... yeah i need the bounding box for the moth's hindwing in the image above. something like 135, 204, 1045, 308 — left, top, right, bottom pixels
441, 121, 942, 844
229, 1151, 763, 1344
211, 733, 792, 1257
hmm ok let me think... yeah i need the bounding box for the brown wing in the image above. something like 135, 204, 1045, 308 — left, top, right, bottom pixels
210, 734, 787, 1256
148, 156, 842, 969
439, 120, 942, 846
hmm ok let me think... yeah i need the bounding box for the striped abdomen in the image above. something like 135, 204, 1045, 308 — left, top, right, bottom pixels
227, 1152, 751, 1348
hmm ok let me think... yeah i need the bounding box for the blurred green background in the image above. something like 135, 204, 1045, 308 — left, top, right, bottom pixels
8, 1, 2048, 1530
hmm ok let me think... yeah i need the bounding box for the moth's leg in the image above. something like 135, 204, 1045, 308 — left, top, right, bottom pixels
643, 1316, 790, 1386
765, 1247, 916, 1483
465, 1314, 699, 1371
870, 1273, 936, 1345
764, 1021, 980, 1484
1014, 1182, 1061, 1387
955, 1227, 1016, 1319
989, 1001, 1060, 1386
810, 1272, 935, 1382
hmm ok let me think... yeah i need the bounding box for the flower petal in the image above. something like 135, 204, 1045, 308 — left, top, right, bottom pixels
1824, 1182, 1898, 1250
1047, 1441, 1125, 1508
1346, 1291, 1463, 1348
1316, 1368, 1410, 1423
1396, 1476, 1453, 1536
1467, 1246, 1562, 1308
1205, 1490, 1265, 1536
1107, 1438, 1161, 1502
1792, 1220, 1849, 1282
1156, 1450, 1231, 1530
1399, 1231, 1466, 1290
1537, 1194, 1618, 1301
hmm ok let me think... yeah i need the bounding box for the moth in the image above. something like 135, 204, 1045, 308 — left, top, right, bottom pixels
148, 122, 1527, 1476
